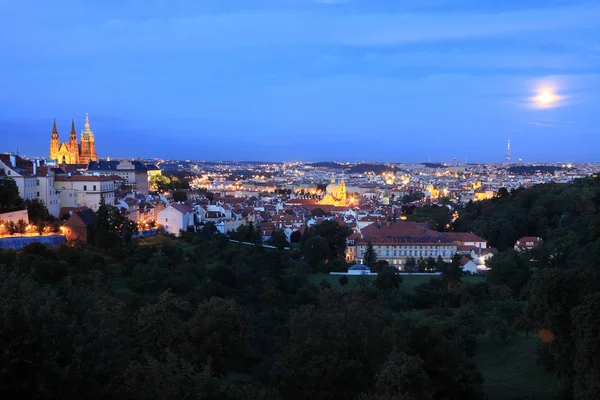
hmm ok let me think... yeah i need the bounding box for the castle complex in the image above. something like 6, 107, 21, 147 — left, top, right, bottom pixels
49, 114, 98, 164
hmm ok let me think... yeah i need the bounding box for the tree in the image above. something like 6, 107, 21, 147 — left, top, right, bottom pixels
439, 254, 463, 283
149, 174, 171, 191
309, 220, 352, 260
26, 198, 50, 223
268, 229, 288, 250
496, 187, 510, 198
487, 250, 530, 297
374, 352, 434, 400
172, 191, 187, 202
272, 294, 384, 400
374, 265, 403, 290
290, 230, 302, 243
303, 235, 329, 270
363, 241, 378, 267
0, 177, 24, 212
94, 198, 138, 248
404, 257, 417, 273
339, 275, 348, 286
572, 293, 600, 399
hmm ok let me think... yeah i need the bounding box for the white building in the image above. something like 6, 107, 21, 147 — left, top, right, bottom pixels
54, 174, 117, 212
459, 257, 479, 274
353, 221, 458, 270
157, 203, 195, 236
0, 154, 61, 217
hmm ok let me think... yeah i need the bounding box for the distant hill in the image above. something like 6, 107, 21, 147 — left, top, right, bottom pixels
507, 165, 567, 175
348, 163, 397, 175
306, 162, 346, 169
421, 162, 446, 169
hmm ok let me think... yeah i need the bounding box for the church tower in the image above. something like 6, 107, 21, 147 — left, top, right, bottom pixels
69, 119, 79, 164
79, 113, 98, 164
338, 175, 347, 205
49, 120, 60, 161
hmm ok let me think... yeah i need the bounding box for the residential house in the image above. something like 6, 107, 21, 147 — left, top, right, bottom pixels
62, 208, 96, 243
459, 256, 478, 274
514, 236, 543, 251
157, 203, 195, 236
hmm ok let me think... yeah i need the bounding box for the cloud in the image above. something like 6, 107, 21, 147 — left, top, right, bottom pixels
3, 3, 600, 57
362, 51, 600, 70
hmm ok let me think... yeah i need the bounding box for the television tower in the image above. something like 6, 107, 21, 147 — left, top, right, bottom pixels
505, 139, 511, 164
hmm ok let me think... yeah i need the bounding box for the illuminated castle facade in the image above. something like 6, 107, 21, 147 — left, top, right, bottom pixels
319, 176, 347, 206
49, 114, 98, 164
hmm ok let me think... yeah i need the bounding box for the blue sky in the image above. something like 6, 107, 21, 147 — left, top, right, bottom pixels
1, 0, 599, 162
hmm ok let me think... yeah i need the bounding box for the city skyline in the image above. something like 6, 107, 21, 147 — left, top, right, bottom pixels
1, 0, 599, 162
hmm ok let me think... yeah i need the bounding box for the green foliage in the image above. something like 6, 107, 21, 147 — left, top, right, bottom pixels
309, 219, 352, 259
407, 205, 452, 231
172, 190, 187, 202
363, 240, 378, 267
268, 229, 289, 250
303, 235, 329, 270
289, 230, 302, 243
486, 250, 531, 297
0, 177, 24, 212
402, 191, 425, 203
149, 174, 171, 191
94, 198, 138, 248
374, 265, 403, 290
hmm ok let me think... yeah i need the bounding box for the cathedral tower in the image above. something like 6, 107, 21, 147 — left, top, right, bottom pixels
49, 119, 60, 161
79, 113, 98, 164
69, 119, 79, 164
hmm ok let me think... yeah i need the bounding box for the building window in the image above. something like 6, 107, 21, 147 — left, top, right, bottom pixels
165, 218, 168, 222
93, 185, 96, 191
84, 185, 87, 190
37, 192, 39, 197
36, 180, 40, 186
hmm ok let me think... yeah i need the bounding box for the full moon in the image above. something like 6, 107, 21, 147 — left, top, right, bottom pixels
537, 91, 555, 104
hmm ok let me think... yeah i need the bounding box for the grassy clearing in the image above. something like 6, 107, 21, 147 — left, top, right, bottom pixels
308, 273, 377, 288
137, 235, 175, 246
474, 334, 558, 400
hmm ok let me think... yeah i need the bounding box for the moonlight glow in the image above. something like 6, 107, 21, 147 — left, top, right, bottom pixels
538, 91, 555, 104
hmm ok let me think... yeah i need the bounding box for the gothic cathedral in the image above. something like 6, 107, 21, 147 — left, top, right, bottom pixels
50, 113, 98, 164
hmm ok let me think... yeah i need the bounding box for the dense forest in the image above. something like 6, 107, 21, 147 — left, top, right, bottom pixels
2, 175, 600, 398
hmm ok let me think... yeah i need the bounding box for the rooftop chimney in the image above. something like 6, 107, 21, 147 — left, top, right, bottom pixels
9, 155, 16, 168
33, 161, 37, 176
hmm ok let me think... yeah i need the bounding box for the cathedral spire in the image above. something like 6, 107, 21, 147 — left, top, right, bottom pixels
50, 119, 60, 161
69, 119, 77, 142
85, 113, 90, 130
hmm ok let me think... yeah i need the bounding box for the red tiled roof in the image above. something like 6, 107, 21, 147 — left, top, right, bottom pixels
171, 203, 194, 214
55, 175, 116, 182
358, 221, 454, 246
443, 232, 487, 243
